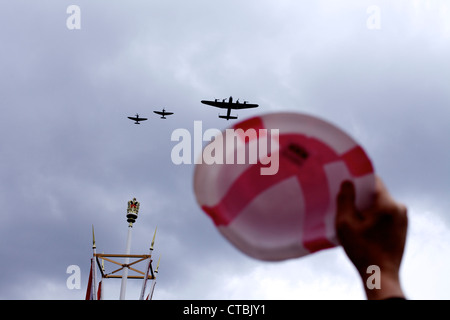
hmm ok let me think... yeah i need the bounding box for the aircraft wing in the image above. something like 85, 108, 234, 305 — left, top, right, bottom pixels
201, 100, 229, 109
128, 116, 147, 121
234, 103, 259, 109
153, 111, 174, 116
201, 100, 259, 109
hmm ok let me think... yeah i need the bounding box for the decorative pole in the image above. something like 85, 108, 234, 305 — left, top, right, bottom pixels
139, 227, 157, 300
99, 252, 105, 300
92, 225, 98, 300
119, 197, 140, 300
148, 256, 160, 300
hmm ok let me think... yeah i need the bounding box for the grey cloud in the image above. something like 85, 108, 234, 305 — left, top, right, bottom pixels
0, 0, 449, 299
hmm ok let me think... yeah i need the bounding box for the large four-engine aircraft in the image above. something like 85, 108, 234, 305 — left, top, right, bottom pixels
200, 96, 259, 120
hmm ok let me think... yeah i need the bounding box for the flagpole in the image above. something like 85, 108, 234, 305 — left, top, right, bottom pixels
120, 224, 133, 300
120, 198, 140, 300
92, 225, 98, 300
147, 256, 160, 300
148, 281, 157, 300
85, 257, 94, 300
139, 227, 157, 300
99, 253, 105, 300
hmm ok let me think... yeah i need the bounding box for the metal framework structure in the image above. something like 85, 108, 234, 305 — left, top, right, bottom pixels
86, 198, 160, 300
95, 253, 156, 280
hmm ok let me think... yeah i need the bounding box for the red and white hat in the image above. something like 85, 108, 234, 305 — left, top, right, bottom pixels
194, 112, 375, 261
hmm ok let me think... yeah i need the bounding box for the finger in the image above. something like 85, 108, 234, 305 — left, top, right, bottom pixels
337, 180, 355, 210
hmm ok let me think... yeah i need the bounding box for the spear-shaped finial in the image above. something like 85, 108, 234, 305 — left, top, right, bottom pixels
155, 255, 161, 273
92, 224, 96, 249
150, 226, 157, 251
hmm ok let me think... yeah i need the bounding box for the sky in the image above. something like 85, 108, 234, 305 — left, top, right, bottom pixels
0, 0, 449, 300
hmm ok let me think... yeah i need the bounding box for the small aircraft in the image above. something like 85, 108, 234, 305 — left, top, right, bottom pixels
127, 113, 148, 124
153, 108, 174, 119
200, 96, 259, 120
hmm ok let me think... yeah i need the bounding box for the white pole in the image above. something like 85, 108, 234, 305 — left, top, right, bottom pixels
92, 225, 98, 300
119, 224, 133, 300
139, 250, 152, 300
147, 256, 160, 300
139, 227, 157, 300
100, 254, 105, 300
148, 281, 157, 300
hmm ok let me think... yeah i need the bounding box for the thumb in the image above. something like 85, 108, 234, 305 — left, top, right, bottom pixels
336, 180, 357, 227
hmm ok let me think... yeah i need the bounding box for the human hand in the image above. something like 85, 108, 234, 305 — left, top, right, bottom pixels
335, 176, 408, 299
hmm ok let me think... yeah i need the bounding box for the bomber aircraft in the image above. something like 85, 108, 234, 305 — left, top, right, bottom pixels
200, 96, 259, 120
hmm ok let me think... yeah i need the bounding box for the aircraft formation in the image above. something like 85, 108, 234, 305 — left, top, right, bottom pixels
127, 108, 174, 124
128, 96, 259, 123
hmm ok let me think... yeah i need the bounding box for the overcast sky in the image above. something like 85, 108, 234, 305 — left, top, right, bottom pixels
0, 0, 449, 300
